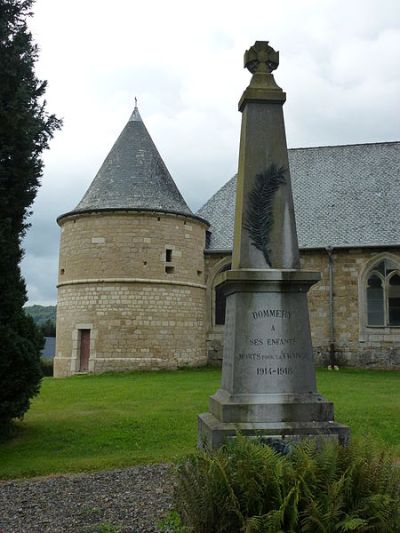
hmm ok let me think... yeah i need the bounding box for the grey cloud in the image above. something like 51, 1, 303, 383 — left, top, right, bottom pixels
21, 253, 58, 305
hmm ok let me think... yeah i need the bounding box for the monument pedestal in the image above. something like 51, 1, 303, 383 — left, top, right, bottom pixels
198, 270, 350, 448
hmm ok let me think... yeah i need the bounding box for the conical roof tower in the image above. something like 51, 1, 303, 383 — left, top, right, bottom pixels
59, 103, 196, 220
55, 102, 209, 377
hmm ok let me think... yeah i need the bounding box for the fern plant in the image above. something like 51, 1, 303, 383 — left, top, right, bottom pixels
170, 436, 400, 533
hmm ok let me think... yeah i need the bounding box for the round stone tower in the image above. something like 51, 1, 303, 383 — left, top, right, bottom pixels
54, 104, 209, 377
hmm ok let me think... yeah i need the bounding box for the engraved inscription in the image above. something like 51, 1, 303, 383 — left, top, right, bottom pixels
252, 309, 291, 319
238, 352, 306, 362
234, 303, 312, 380
250, 337, 296, 346
237, 325, 310, 377
257, 367, 294, 375
278, 352, 306, 360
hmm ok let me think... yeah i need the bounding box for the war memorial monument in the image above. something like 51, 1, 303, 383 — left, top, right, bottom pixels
198, 41, 350, 448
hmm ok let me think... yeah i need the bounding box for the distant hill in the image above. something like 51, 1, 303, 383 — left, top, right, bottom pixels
25, 305, 56, 326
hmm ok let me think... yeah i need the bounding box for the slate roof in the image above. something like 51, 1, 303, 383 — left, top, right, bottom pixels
59, 105, 193, 220
197, 142, 400, 250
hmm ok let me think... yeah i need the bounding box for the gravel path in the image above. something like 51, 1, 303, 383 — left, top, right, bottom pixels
0, 464, 175, 533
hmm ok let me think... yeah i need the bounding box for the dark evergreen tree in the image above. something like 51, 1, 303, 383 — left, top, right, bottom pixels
0, 0, 61, 433
39, 318, 56, 337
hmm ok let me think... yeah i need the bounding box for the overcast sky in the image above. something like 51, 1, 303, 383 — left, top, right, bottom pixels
22, 0, 400, 306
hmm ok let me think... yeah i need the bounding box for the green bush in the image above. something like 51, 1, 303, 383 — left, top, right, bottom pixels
0, 315, 43, 434
40, 357, 53, 377
172, 436, 400, 533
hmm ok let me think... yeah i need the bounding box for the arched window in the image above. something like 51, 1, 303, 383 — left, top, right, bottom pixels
215, 263, 231, 326
366, 259, 400, 327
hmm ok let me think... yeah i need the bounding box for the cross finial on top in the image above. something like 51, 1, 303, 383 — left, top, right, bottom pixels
134, 96, 138, 108
244, 41, 279, 75
238, 41, 284, 109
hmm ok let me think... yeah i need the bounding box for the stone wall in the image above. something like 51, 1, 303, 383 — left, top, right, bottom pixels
303, 247, 400, 369
204, 247, 400, 369
58, 211, 206, 284
55, 282, 207, 377
55, 211, 208, 377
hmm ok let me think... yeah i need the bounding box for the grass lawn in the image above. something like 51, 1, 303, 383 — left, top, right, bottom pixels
0, 367, 399, 480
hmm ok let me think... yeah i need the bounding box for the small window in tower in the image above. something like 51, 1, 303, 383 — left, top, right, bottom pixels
165, 266, 174, 274
165, 249, 173, 262
60, 268, 65, 275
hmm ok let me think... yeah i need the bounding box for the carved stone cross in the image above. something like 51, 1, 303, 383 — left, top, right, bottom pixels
244, 41, 279, 75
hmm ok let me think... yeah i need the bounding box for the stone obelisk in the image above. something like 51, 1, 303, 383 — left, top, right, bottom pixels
198, 41, 350, 449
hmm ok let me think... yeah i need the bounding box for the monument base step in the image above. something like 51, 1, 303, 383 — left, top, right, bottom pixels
209, 390, 334, 423
198, 412, 350, 449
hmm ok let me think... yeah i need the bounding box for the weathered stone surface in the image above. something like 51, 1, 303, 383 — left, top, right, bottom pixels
232, 108, 299, 270
199, 41, 350, 448
218, 270, 320, 396
198, 413, 350, 450
55, 212, 208, 377
198, 270, 349, 446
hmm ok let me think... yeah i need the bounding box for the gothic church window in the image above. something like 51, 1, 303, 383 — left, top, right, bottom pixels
366, 259, 400, 327
215, 263, 231, 325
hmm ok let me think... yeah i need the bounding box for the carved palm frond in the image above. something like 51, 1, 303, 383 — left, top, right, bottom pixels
243, 164, 287, 266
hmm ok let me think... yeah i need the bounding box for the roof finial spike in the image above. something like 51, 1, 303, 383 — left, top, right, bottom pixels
129, 97, 142, 122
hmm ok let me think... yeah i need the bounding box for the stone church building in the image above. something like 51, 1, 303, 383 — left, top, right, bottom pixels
54, 105, 400, 377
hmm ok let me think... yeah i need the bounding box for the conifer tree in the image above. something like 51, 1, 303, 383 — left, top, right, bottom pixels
0, 0, 61, 432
